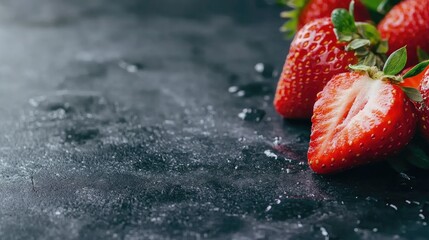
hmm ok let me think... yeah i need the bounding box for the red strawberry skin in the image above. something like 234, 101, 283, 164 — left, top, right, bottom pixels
378, 0, 429, 67
418, 69, 429, 141
274, 18, 357, 119
308, 72, 418, 174
400, 67, 423, 88
298, 0, 370, 30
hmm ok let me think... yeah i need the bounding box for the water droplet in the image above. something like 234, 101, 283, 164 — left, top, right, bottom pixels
228, 86, 239, 93
254, 62, 277, 78
29, 91, 108, 115
237, 90, 246, 97
263, 95, 271, 101
388, 204, 398, 210
228, 82, 273, 98
264, 150, 278, 159
419, 202, 429, 221
400, 172, 411, 181
238, 108, 266, 123
119, 60, 144, 73
320, 227, 329, 239
273, 136, 282, 146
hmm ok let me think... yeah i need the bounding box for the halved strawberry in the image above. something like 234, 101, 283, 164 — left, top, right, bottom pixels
280, 0, 370, 36
308, 47, 422, 174
275, 7, 387, 119
378, 0, 429, 67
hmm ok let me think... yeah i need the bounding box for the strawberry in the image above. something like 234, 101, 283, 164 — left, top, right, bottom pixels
397, 62, 429, 142
415, 65, 429, 141
308, 47, 422, 174
280, 0, 370, 36
275, 8, 387, 119
378, 0, 429, 67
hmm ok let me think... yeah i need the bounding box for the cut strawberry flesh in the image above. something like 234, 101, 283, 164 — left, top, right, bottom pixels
308, 72, 417, 174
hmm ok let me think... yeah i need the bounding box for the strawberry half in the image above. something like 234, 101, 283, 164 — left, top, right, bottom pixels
308, 47, 422, 174
280, 0, 370, 36
275, 7, 387, 119
378, 0, 429, 67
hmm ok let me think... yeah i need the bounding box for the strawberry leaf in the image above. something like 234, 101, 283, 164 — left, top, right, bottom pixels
403, 60, 429, 79
401, 87, 423, 102
383, 46, 407, 75
360, 0, 384, 11
276, 0, 288, 6
280, 17, 299, 38
405, 143, 429, 170
361, 53, 377, 67
346, 39, 371, 51
329, 4, 386, 69
279, 0, 309, 37
355, 23, 381, 45
349, 64, 372, 72
376, 40, 389, 54
355, 48, 370, 56
349, 0, 355, 19
332, 9, 357, 42
376, 0, 401, 14
388, 157, 412, 173
417, 47, 429, 63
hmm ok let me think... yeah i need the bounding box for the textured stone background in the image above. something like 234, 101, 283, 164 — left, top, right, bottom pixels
0, 0, 428, 239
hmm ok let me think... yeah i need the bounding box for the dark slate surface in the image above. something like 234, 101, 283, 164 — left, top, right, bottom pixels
0, 0, 428, 239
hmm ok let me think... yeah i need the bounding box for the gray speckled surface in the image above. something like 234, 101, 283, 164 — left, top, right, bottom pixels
0, 0, 428, 239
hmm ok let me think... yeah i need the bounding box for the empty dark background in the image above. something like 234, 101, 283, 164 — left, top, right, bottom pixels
0, 0, 428, 239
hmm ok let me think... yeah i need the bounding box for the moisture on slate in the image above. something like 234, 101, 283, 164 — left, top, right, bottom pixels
0, 0, 428, 239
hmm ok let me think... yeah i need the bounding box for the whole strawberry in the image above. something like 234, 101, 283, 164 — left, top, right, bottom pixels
416, 65, 429, 141
281, 0, 370, 36
275, 8, 387, 119
378, 0, 429, 67
308, 47, 423, 174
397, 62, 429, 141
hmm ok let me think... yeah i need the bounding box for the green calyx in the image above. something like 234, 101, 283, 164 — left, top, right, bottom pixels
417, 47, 429, 63
375, 0, 401, 14
332, 1, 387, 69
350, 46, 429, 103
279, 0, 310, 38
388, 137, 429, 173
